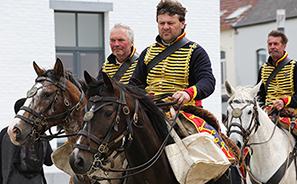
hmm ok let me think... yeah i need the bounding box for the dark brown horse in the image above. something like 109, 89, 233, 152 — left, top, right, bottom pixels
8, 59, 87, 147
69, 71, 179, 184
7, 59, 98, 184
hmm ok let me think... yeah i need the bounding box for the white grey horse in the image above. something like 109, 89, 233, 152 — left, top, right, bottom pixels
225, 80, 297, 184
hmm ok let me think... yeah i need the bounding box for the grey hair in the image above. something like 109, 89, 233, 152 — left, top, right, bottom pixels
110, 22, 134, 43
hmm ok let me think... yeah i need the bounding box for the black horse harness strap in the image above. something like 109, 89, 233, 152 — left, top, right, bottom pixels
89, 104, 183, 182
146, 37, 190, 75
248, 147, 297, 184
74, 90, 134, 154
15, 75, 86, 141
264, 57, 292, 92
112, 52, 139, 82
227, 100, 259, 139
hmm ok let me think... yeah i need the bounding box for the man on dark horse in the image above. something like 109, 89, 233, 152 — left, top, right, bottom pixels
129, 0, 241, 183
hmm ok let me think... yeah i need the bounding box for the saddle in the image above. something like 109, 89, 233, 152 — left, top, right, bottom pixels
267, 107, 297, 136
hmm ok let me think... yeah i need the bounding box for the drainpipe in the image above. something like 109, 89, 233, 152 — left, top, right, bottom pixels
276, 9, 285, 32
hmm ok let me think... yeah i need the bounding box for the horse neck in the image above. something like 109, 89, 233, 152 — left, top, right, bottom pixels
124, 117, 176, 183
125, 110, 165, 167
63, 81, 88, 146
248, 104, 295, 174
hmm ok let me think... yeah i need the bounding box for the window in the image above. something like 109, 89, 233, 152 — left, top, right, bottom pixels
55, 12, 105, 79
221, 50, 228, 124
221, 51, 226, 86
257, 49, 266, 71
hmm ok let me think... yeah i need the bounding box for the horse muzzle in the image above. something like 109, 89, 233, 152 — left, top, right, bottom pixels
69, 148, 93, 175
7, 119, 32, 146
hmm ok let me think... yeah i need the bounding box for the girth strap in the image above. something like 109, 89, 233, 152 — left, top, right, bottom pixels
249, 147, 297, 184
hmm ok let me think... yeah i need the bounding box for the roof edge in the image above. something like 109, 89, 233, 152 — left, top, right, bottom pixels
233, 15, 297, 28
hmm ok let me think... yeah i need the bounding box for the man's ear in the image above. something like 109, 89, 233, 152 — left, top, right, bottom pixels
181, 21, 185, 29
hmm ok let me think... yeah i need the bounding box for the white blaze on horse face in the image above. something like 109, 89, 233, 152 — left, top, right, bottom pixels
76, 105, 96, 144
28, 82, 44, 113
227, 101, 255, 150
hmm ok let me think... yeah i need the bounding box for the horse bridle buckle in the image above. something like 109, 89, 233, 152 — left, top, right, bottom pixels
98, 143, 109, 154
232, 108, 242, 118
27, 87, 38, 98
83, 111, 94, 121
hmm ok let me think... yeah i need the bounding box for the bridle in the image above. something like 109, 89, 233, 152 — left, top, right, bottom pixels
227, 99, 260, 150
74, 88, 139, 157
15, 75, 85, 142
228, 99, 297, 184
74, 88, 180, 181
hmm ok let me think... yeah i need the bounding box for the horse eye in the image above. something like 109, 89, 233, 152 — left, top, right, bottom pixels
43, 92, 52, 98
248, 110, 252, 115
104, 110, 113, 118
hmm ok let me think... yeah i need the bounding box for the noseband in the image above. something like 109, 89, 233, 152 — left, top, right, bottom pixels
227, 99, 260, 148
74, 88, 141, 177
15, 75, 85, 141
74, 88, 140, 153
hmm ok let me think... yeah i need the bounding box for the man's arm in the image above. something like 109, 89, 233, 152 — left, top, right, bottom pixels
183, 44, 215, 101
280, 62, 297, 108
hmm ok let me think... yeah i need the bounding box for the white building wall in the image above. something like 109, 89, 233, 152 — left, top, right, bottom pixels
0, 0, 56, 129
221, 29, 236, 92
234, 18, 297, 87
0, 0, 220, 183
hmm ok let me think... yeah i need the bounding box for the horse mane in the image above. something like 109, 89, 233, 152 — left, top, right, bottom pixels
41, 69, 88, 92
86, 79, 172, 143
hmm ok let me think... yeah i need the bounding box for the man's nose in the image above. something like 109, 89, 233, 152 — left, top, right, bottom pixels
114, 40, 120, 46
164, 23, 170, 30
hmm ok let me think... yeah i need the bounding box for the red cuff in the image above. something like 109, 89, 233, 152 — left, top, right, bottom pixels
281, 97, 290, 107
183, 86, 197, 101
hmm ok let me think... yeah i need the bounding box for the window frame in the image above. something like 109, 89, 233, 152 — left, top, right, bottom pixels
55, 11, 105, 78
256, 48, 267, 71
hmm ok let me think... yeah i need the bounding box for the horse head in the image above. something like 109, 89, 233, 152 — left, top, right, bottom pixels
225, 80, 262, 150
69, 71, 138, 176
8, 58, 87, 146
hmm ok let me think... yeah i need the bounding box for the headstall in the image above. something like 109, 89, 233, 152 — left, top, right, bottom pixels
15, 75, 85, 142
227, 99, 260, 149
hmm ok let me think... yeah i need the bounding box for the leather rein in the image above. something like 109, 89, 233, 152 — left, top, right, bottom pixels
227, 99, 297, 184
74, 90, 180, 182
15, 75, 85, 142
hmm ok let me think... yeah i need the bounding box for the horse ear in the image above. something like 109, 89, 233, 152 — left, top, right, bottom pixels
102, 72, 114, 92
54, 58, 64, 77
33, 61, 44, 76
225, 80, 235, 97
251, 80, 262, 97
84, 70, 96, 85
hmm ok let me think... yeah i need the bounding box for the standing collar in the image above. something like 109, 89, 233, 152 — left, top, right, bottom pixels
268, 51, 288, 66
107, 46, 136, 64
